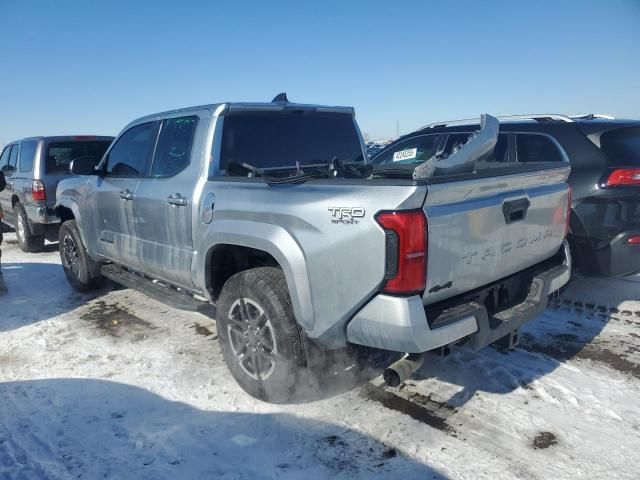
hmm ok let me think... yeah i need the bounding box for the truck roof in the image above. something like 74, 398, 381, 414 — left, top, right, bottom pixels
129, 101, 355, 129
13, 135, 114, 143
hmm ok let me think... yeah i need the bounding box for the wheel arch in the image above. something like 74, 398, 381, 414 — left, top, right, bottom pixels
11, 194, 21, 209
197, 220, 315, 332
54, 198, 89, 247
55, 205, 75, 224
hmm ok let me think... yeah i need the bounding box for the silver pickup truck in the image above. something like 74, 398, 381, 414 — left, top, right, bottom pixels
56, 96, 571, 402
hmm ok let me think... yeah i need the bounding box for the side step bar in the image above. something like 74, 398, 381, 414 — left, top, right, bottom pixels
101, 264, 215, 316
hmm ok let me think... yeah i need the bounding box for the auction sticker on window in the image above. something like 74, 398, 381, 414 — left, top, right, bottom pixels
393, 148, 417, 162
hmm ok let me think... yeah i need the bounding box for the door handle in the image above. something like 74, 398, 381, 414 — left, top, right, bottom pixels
167, 194, 188, 207
119, 190, 134, 200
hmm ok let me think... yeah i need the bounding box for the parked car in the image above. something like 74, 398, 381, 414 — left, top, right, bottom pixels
0, 136, 113, 252
365, 141, 388, 159
372, 114, 640, 276
56, 97, 571, 402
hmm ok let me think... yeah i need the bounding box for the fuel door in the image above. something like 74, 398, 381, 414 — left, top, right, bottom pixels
201, 192, 215, 224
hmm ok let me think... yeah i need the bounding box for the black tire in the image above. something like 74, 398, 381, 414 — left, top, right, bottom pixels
216, 267, 306, 403
13, 203, 44, 253
58, 220, 102, 292
566, 234, 581, 274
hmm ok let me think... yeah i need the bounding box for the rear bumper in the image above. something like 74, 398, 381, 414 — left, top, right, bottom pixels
24, 205, 60, 237
577, 230, 640, 277
346, 241, 571, 353
25, 205, 60, 225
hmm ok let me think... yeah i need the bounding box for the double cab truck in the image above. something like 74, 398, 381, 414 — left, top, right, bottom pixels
56, 96, 572, 402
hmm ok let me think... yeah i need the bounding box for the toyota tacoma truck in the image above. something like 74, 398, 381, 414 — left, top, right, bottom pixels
55, 95, 572, 402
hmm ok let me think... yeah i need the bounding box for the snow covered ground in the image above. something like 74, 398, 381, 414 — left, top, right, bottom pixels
1, 231, 639, 479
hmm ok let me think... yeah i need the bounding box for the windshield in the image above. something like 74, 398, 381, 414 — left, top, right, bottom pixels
46, 140, 112, 174
600, 126, 640, 166
220, 111, 364, 170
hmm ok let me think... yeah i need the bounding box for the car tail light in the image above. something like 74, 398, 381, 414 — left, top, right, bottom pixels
605, 168, 640, 187
565, 186, 572, 238
32, 180, 46, 202
628, 235, 640, 245
376, 210, 427, 295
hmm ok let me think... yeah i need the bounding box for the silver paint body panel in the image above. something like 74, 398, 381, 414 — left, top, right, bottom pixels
423, 167, 570, 305
347, 240, 571, 352
346, 294, 479, 353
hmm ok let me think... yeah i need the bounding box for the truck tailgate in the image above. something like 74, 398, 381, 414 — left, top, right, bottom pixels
423, 166, 570, 305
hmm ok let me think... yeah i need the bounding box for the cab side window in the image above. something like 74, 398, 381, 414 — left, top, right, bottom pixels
150, 116, 198, 178
516, 134, 565, 163
106, 122, 158, 177
19, 141, 38, 173
372, 135, 440, 165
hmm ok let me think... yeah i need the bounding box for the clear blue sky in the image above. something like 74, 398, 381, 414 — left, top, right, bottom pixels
1, 0, 639, 145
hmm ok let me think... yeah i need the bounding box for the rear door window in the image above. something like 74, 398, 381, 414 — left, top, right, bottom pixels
599, 126, 640, 166
46, 140, 112, 174
220, 111, 363, 170
0, 145, 12, 173
19, 140, 38, 173
443, 133, 509, 163
106, 122, 158, 177
516, 133, 565, 163
371, 135, 440, 165
150, 116, 198, 178
7, 144, 19, 175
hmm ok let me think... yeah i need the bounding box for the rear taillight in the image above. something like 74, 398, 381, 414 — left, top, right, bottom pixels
32, 180, 46, 202
605, 168, 640, 187
565, 187, 572, 238
628, 235, 640, 245
376, 210, 427, 295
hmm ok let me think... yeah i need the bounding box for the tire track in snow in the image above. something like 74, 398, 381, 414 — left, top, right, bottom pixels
0, 384, 67, 480
359, 377, 547, 480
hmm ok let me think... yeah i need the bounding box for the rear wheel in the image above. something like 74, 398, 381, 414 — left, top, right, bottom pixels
566, 234, 581, 273
58, 220, 102, 292
13, 203, 44, 253
216, 267, 306, 403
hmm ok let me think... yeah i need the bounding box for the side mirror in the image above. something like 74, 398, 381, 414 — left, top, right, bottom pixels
70, 156, 100, 176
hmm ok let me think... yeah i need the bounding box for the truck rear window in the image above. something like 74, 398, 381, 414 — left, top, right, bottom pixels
220, 111, 364, 170
46, 140, 112, 174
600, 126, 640, 166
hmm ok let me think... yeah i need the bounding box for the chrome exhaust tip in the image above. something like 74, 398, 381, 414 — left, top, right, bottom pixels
383, 353, 425, 387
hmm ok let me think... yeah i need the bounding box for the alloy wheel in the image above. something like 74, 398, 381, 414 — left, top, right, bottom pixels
16, 213, 25, 242
227, 297, 278, 380
62, 234, 81, 279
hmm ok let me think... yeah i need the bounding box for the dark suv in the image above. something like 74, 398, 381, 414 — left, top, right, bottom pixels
371, 114, 640, 277
0, 136, 113, 252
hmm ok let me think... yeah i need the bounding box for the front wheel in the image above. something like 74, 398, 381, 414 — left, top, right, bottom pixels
58, 220, 102, 292
216, 267, 306, 403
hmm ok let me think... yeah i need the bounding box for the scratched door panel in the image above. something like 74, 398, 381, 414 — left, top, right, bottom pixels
131, 113, 206, 289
